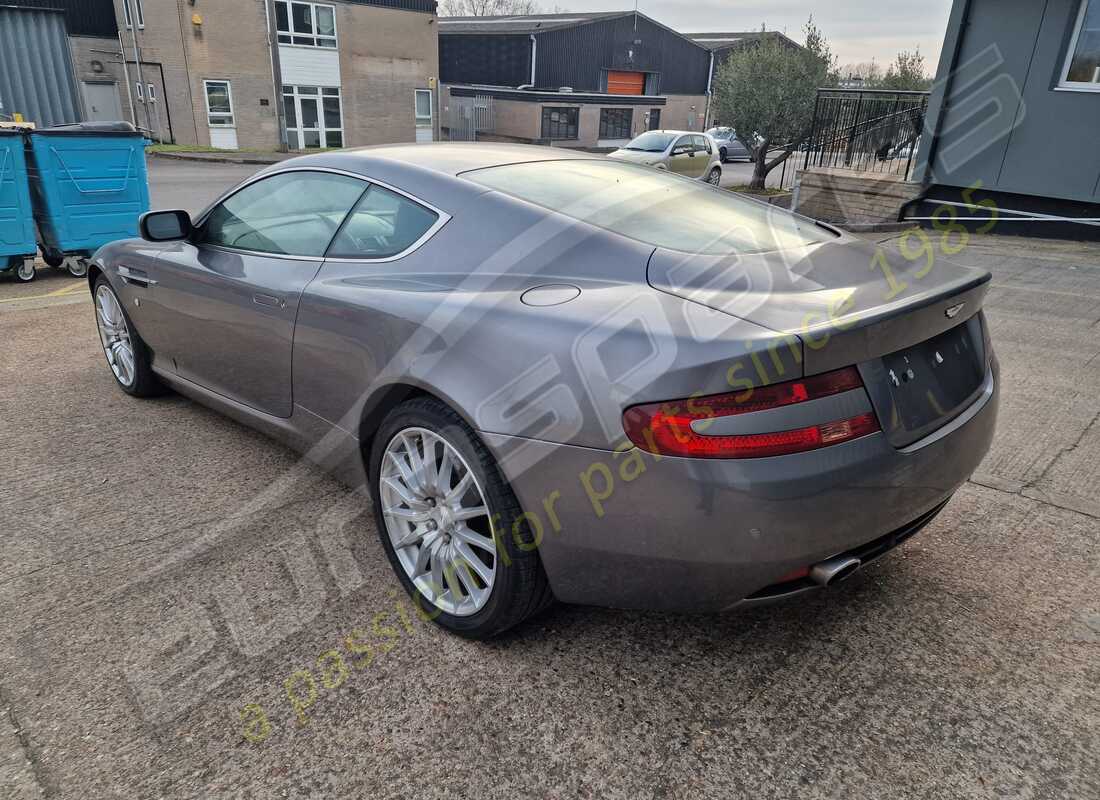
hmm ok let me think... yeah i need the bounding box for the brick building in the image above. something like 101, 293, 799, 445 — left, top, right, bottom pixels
4, 0, 440, 150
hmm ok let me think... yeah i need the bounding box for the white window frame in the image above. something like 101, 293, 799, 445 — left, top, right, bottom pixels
414, 89, 433, 125
135, 81, 144, 102
282, 84, 343, 149
204, 80, 235, 128
122, 0, 144, 30
1058, 0, 1100, 92
275, 1, 337, 49
147, 83, 156, 102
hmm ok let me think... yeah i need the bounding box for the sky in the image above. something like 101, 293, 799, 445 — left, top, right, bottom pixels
560, 0, 955, 73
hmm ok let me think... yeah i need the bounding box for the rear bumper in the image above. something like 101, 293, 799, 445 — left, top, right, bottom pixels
481, 363, 998, 613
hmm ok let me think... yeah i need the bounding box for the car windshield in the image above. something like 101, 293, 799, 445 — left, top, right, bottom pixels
622, 132, 676, 152
465, 160, 836, 255
706, 128, 733, 140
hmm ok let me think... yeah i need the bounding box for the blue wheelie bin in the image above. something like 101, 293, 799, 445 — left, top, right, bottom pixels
0, 128, 38, 282
26, 121, 150, 277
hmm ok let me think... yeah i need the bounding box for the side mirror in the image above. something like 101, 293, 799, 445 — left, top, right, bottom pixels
140, 209, 192, 242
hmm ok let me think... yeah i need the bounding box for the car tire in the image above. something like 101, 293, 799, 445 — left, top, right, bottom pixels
92, 276, 163, 398
368, 397, 554, 639
719, 146, 728, 163
706, 167, 722, 186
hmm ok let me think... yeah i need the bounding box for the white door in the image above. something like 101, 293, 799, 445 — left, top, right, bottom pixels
415, 89, 433, 143
81, 81, 124, 123
204, 80, 238, 150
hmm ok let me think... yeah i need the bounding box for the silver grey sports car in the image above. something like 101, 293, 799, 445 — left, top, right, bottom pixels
89, 144, 997, 638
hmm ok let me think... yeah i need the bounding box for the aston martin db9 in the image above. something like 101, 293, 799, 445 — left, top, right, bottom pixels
88, 144, 997, 638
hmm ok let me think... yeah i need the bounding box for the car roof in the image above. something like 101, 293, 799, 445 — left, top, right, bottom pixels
290, 142, 597, 179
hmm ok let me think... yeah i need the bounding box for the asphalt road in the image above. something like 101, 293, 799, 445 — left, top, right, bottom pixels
1, 158, 1098, 799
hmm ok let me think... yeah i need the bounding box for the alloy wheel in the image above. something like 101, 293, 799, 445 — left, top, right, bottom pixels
708, 168, 721, 186
95, 285, 136, 387
380, 427, 498, 616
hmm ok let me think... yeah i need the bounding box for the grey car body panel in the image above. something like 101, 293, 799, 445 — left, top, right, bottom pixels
90, 143, 999, 613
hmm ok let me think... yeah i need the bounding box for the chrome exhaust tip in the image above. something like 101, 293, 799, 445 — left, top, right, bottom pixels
809, 555, 862, 587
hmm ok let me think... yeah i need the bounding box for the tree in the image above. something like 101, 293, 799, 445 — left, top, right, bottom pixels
878, 48, 932, 90
711, 17, 835, 189
438, 0, 540, 15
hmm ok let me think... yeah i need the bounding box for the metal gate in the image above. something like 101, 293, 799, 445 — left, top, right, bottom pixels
446, 94, 493, 142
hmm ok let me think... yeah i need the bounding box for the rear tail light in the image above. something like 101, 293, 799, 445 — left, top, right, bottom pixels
622, 366, 880, 459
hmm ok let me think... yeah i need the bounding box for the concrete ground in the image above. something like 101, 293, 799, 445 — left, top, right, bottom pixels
0, 159, 1098, 799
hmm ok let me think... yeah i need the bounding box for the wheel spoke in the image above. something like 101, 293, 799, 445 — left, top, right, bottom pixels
381, 475, 424, 509
451, 504, 487, 522
401, 433, 428, 493
446, 470, 473, 503
453, 541, 492, 584
385, 450, 421, 498
443, 552, 465, 603
385, 505, 431, 524
454, 559, 486, 606
454, 523, 496, 553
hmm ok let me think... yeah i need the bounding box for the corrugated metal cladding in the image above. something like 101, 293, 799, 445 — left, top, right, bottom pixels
0, 8, 82, 127
3, 0, 118, 37
440, 35, 532, 86
534, 15, 710, 94
343, 0, 437, 13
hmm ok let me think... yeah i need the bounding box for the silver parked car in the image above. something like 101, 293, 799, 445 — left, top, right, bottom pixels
706, 126, 753, 162
89, 144, 997, 638
607, 130, 723, 184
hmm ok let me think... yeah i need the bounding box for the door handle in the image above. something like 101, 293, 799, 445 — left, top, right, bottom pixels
253, 292, 285, 308
118, 264, 156, 287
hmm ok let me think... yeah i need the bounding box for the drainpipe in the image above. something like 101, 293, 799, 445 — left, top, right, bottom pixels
529, 34, 537, 87
264, 0, 288, 152
703, 50, 714, 127
124, 0, 154, 136
117, 33, 136, 127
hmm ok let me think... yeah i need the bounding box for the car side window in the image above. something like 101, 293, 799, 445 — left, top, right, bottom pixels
673, 136, 692, 154
197, 171, 366, 257
326, 184, 440, 260
695, 135, 712, 154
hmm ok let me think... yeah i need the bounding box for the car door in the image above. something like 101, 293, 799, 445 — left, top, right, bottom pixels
142, 169, 367, 417
668, 135, 697, 176
693, 135, 713, 177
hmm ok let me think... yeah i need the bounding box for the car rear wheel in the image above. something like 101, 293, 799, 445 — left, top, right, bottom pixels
719, 146, 727, 163
93, 277, 162, 397
706, 167, 722, 186
369, 397, 553, 639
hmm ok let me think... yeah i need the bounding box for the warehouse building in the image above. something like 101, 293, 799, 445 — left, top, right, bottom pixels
438, 11, 712, 147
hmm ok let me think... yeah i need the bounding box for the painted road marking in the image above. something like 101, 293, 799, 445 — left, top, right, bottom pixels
0, 282, 87, 304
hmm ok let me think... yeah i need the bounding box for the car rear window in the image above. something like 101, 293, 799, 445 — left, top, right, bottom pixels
464, 160, 835, 255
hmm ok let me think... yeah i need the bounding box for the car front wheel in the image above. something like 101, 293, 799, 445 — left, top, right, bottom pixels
368, 397, 554, 639
93, 277, 162, 397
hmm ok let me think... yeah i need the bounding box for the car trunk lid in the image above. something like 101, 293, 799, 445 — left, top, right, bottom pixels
647, 236, 993, 447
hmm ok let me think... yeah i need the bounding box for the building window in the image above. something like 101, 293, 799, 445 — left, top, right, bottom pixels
135, 81, 144, 102
283, 85, 342, 149
122, 0, 144, 29
204, 80, 235, 127
647, 108, 661, 130
415, 89, 432, 126
541, 107, 578, 140
599, 108, 633, 140
1061, 0, 1100, 89
275, 1, 337, 48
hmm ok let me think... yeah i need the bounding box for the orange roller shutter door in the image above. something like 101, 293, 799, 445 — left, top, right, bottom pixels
606, 71, 646, 95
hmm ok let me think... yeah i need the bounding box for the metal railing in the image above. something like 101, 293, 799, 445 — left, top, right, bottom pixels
802, 88, 929, 181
